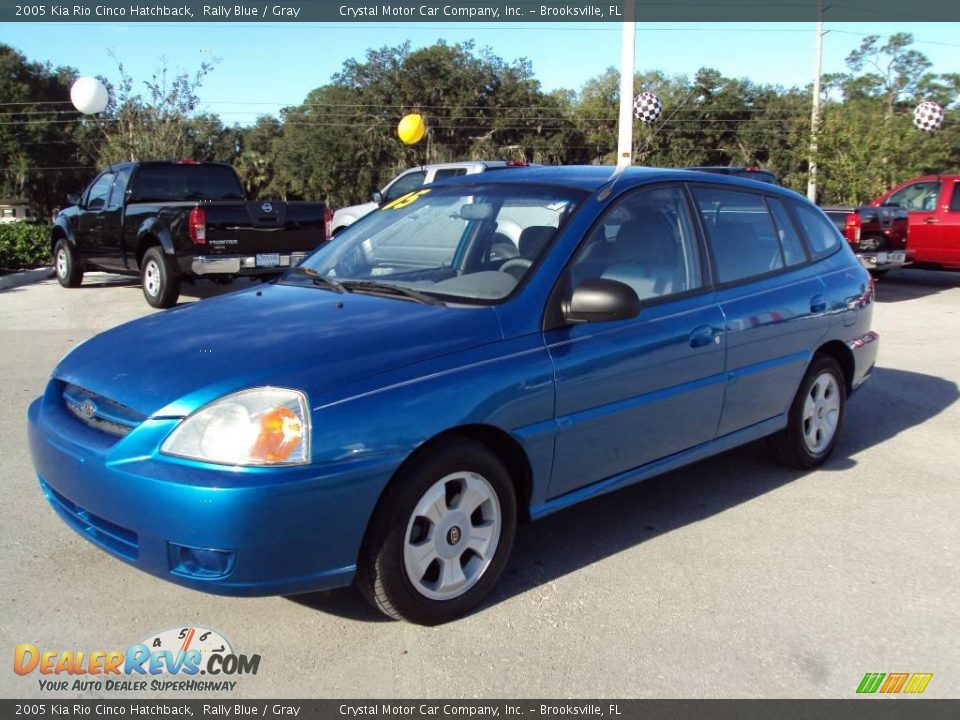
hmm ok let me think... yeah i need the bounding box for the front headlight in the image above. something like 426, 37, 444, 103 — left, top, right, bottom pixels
161, 387, 310, 466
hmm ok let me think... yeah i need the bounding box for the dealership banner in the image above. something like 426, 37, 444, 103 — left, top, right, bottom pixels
3, 701, 960, 719
3, 0, 960, 22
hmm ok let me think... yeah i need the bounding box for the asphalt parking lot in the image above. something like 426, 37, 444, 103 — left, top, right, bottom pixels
1, 269, 958, 699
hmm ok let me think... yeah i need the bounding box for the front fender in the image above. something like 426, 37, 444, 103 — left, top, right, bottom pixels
304, 333, 557, 510
51, 217, 77, 249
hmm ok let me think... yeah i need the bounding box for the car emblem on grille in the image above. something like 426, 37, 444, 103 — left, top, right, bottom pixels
78, 399, 97, 420
261, 202, 273, 213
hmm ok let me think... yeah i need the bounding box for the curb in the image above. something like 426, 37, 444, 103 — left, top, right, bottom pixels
0, 266, 55, 292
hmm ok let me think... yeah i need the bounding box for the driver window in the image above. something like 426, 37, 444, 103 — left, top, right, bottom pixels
85, 173, 115, 211
886, 181, 941, 211
384, 171, 427, 202
569, 186, 702, 303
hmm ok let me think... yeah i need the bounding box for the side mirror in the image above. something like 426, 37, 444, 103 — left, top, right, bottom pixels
371, 191, 384, 205
564, 278, 641, 324
67, 193, 80, 206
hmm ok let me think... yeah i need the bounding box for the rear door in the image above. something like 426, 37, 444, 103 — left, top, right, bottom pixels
692, 186, 828, 436
545, 184, 726, 498
926, 178, 960, 267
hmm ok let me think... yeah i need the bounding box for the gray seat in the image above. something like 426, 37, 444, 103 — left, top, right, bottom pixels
600, 217, 684, 300
500, 226, 556, 280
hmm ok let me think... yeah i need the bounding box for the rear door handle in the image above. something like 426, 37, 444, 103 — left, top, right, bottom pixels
923, 217, 940, 224
810, 295, 827, 314
689, 325, 718, 348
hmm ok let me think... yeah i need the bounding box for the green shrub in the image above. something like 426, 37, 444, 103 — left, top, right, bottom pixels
0, 223, 52, 269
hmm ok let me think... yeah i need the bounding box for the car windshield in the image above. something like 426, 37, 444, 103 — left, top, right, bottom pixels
288, 184, 585, 303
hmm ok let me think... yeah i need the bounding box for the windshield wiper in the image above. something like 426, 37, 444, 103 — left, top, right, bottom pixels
284, 266, 345, 293
339, 280, 445, 306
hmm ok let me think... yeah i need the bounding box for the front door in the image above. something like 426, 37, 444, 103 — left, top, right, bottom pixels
545, 184, 726, 499
77, 171, 116, 269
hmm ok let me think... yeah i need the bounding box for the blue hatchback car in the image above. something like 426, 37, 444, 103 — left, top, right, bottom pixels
28, 167, 878, 624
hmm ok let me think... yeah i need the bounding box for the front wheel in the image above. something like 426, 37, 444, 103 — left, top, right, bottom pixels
357, 440, 517, 625
140, 247, 181, 309
770, 355, 846, 469
54, 239, 84, 288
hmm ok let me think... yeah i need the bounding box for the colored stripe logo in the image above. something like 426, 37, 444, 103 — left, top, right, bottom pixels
857, 673, 932, 694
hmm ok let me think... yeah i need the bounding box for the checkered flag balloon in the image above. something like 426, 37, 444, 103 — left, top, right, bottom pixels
913, 101, 944, 133
633, 92, 663, 124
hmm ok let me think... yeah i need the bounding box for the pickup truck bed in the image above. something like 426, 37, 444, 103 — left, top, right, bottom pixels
52, 161, 330, 308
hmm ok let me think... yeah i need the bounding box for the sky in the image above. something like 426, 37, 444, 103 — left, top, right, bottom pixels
3, 21, 958, 124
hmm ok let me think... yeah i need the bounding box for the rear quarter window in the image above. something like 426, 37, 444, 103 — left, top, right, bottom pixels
790, 201, 842, 259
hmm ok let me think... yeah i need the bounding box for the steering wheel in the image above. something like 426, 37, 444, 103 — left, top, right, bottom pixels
499, 258, 532, 280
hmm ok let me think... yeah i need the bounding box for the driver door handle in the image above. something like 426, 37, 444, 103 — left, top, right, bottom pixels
689, 325, 719, 348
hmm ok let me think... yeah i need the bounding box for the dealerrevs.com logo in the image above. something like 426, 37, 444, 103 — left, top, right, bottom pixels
14, 626, 260, 693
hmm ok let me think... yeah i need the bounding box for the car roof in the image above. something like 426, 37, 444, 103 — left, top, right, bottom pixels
432, 165, 805, 198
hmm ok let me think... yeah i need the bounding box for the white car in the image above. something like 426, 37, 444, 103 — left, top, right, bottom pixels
331, 161, 531, 235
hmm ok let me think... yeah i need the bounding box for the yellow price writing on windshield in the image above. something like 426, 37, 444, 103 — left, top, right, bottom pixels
381, 188, 431, 211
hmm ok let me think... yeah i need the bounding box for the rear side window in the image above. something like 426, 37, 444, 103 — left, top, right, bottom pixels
433, 168, 468, 181
692, 187, 784, 283
106, 167, 132, 211
129, 165, 244, 203
950, 183, 960, 212
384, 171, 426, 202
790, 201, 842, 259
766, 197, 807, 266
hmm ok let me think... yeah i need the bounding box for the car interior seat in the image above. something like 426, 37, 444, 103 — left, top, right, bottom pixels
600, 216, 685, 301
499, 226, 556, 280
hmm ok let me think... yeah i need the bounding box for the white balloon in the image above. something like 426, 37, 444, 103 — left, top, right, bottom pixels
70, 77, 109, 115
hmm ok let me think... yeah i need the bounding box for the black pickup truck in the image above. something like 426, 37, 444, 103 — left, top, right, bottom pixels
52, 161, 331, 308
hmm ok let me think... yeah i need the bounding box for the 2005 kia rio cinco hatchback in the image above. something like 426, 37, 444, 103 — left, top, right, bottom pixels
28, 167, 878, 624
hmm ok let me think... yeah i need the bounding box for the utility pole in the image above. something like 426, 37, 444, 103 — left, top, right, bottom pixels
807, 0, 826, 202
616, 2, 636, 170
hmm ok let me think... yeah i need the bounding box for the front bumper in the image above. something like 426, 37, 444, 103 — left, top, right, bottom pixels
27, 384, 402, 596
191, 252, 309, 276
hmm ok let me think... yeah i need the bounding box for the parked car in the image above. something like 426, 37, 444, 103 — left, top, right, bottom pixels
685, 166, 779, 185
52, 161, 332, 308
330, 160, 532, 235
28, 166, 878, 625
865, 175, 960, 271
827, 204, 911, 276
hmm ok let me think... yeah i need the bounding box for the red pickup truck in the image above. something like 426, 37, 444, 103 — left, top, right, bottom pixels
864, 175, 960, 271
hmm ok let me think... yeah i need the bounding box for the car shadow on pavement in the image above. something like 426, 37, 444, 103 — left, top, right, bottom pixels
289, 366, 957, 624
873, 269, 960, 303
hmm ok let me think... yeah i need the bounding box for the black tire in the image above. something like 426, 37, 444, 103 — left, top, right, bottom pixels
357, 439, 517, 625
868, 269, 889, 278
770, 355, 847, 469
54, 239, 84, 288
140, 246, 181, 309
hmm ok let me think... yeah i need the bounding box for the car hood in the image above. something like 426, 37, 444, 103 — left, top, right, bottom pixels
53, 283, 504, 417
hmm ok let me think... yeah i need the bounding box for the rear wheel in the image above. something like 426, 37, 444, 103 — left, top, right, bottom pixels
140, 246, 181, 309
357, 440, 517, 625
54, 239, 83, 288
770, 355, 846, 469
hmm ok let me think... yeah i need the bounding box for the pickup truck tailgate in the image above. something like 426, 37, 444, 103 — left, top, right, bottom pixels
202, 201, 326, 255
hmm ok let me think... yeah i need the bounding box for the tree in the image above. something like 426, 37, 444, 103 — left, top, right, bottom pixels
271, 41, 584, 207
0, 44, 90, 219
93, 55, 222, 165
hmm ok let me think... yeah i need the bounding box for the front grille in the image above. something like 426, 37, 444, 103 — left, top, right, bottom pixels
62, 383, 145, 437
40, 479, 139, 560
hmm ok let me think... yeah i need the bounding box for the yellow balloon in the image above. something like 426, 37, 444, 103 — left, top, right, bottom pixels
397, 113, 426, 145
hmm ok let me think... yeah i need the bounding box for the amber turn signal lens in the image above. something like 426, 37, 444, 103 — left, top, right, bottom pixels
250, 407, 304, 462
